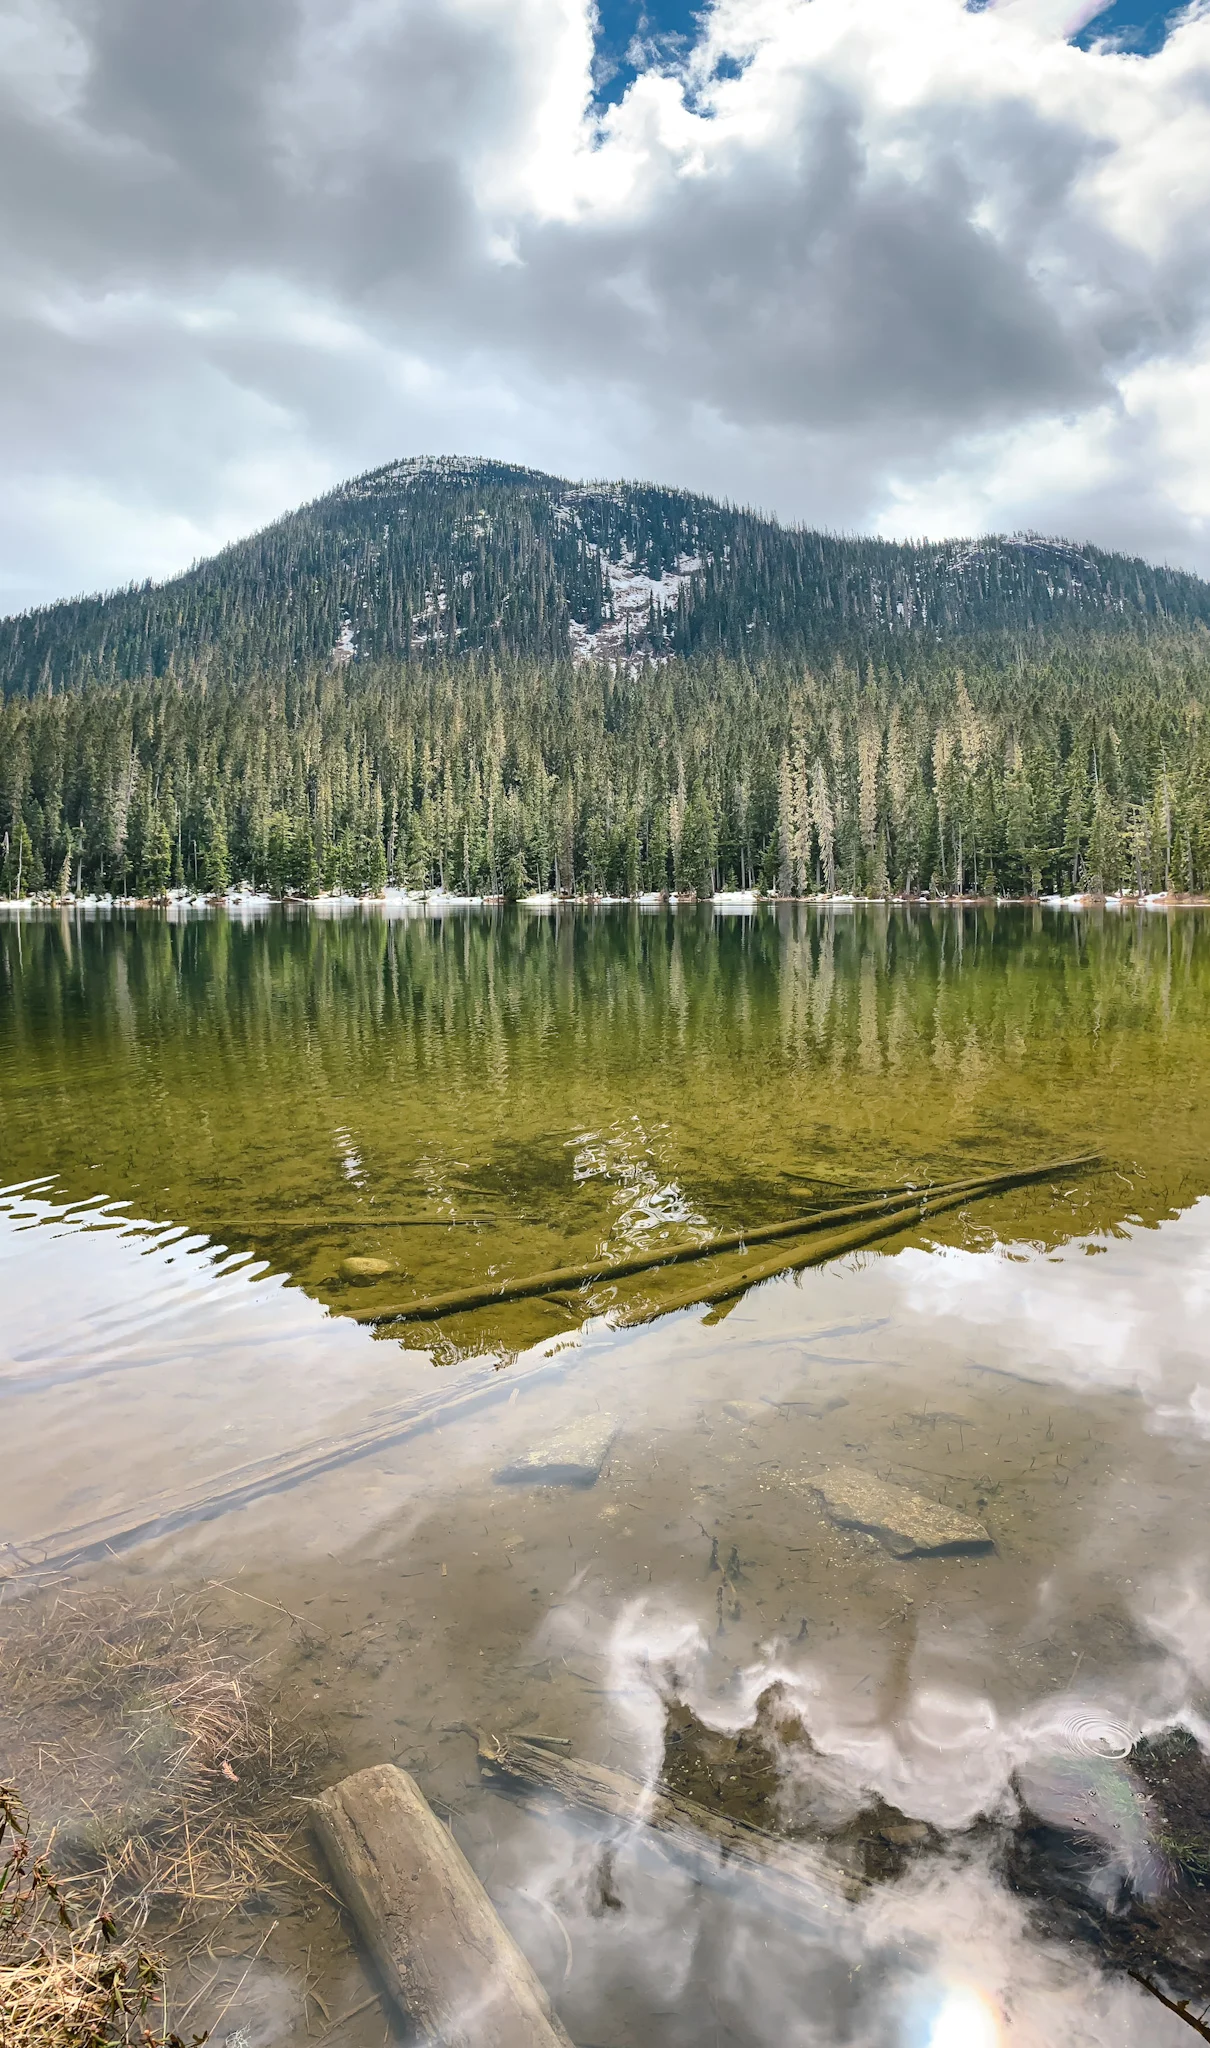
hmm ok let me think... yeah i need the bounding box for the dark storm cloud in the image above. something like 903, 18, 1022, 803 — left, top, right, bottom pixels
0, 0, 1207, 606
503, 89, 1097, 437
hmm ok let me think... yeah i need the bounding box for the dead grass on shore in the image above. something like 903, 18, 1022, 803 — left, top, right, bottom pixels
0, 1588, 330, 1935
0, 1783, 194, 2048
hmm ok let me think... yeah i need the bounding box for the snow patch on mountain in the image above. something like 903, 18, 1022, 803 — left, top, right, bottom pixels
570, 549, 701, 663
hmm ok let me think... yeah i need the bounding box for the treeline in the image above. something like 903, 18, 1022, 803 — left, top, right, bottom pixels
2, 639, 1210, 901
5, 458, 1210, 696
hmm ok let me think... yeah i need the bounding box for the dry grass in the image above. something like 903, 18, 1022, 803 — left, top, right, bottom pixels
0, 1589, 329, 1934
0, 1784, 193, 2048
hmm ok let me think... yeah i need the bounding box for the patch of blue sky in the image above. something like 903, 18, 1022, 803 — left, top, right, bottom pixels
592, 0, 702, 104
1070, 0, 1189, 52
964, 0, 1186, 51
592, 0, 1190, 104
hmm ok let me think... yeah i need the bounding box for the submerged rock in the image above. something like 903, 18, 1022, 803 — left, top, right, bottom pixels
341, 1255, 393, 1280
808, 1466, 993, 1557
494, 1416, 619, 1487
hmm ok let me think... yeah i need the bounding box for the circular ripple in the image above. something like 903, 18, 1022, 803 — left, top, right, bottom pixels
1053, 1705, 1134, 1760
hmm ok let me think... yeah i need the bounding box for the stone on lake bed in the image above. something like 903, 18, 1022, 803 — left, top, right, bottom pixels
721, 1400, 770, 1424
494, 1416, 619, 1487
342, 1255, 393, 1280
809, 1466, 993, 1557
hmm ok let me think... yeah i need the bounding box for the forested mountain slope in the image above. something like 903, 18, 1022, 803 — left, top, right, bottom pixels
4, 456, 1210, 694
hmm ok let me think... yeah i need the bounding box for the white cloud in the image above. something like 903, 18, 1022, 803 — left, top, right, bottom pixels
1, 0, 1209, 607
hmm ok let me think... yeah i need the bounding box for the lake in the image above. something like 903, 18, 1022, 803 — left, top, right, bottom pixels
3, 900, 1209, 2048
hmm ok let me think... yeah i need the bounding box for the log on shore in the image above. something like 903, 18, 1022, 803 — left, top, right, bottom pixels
478, 1733, 859, 1922
313, 1764, 573, 2048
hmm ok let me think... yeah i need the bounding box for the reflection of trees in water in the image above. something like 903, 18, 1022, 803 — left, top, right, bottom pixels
2, 908, 1208, 1279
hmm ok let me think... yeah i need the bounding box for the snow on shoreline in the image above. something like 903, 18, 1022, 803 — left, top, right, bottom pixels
3, 889, 1206, 917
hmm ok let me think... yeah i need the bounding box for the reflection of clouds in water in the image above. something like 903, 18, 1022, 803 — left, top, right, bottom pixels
587, 1590, 1207, 1877
884, 1200, 1210, 1433
924, 1982, 1001, 2048
1137, 1565, 1210, 1705
857, 1861, 1128, 2048
500, 1749, 1145, 2046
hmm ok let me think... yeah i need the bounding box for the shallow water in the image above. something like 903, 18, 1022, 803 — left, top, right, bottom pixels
3, 902, 1210, 2047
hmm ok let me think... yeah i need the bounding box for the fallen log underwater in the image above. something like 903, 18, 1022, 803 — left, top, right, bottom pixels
477, 1731, 860, 1919
359, 1154, 1101, 1328
210, 1214, 495, 1233
354, 1182, 953, 1326
619, 1153, 1100, 1324
0, 1350, 569, 1577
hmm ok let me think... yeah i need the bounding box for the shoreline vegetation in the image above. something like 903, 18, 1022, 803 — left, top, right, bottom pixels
3, 886, 1209, 910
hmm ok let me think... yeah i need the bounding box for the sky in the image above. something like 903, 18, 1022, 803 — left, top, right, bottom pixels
1, 0, 1208, 612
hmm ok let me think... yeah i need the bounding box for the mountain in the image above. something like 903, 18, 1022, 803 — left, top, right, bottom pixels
3, 456, 1210, 696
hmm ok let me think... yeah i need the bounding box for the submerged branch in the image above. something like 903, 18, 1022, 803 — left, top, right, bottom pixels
1128, 1971, 1210, 2041
204, 1216, 493, 1233
477, 1732, 858, 1919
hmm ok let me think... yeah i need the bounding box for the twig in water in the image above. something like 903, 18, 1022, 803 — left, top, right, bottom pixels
1128, 1969, 1210, 2041
321, 1992, 382, 2034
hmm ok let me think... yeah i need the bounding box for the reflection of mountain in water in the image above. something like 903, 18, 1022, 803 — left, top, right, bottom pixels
2, 902, 1208, 1349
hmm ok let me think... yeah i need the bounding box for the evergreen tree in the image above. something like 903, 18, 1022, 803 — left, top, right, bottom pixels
141, 812, 173, 896
678, 784, 717, 897
201, 804, 231, 894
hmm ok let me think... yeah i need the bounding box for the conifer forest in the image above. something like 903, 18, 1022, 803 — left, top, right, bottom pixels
2, 458, 1209, 901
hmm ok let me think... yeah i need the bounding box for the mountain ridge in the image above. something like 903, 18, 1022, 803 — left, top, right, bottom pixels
4, 456, 1209, 696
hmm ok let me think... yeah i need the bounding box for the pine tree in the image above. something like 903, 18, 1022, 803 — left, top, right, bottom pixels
678, 784, 717, 897
142, 811, 173, 896
201, 804, 231, 894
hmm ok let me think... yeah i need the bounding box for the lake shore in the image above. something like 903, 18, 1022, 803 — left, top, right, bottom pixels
3, 886, 1210, 912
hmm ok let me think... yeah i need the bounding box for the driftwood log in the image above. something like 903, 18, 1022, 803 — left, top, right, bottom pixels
313, 1764, 573, 2048
478, 1732, 859, 1922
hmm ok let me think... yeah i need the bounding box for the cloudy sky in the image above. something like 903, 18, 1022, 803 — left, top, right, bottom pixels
2, 0, 1208, 610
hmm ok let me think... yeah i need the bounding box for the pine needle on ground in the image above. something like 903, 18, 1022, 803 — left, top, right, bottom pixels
0, 1589, 329, 1933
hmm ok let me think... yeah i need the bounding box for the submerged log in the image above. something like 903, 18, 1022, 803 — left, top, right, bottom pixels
361, 1155, 1100, 1329
356, 1174, 989, 1328
209, 1215, 494, 1233
4, 1154, 1097, 1577
313, 1763, 573, 2048
621, 1153, 1101, 1324
2, 1352, 567, 1576
478, 1733, 858, 1920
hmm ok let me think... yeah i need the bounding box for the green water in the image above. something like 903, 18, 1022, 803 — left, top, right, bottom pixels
2, 903, 1207, 1348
